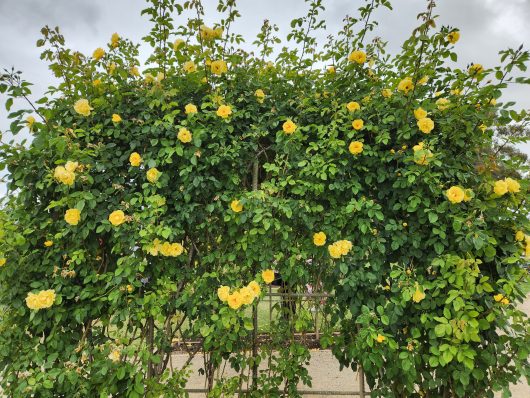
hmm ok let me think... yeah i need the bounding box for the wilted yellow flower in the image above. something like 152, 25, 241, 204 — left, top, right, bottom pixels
178, 127, 192, 143
255, 89, 265, 103
446, 31, 460, 44
349, 141, 364, 155
248, 281, 261, 298
313, 232, 326, 246
346, 101, 360, 112
185, 103, 198, 114
494, 180, 508, 196
112, 114, 122, 123
262, 269, 275, 284
216, 105, 232, 118
109, 350, 121, 363
382, 89, 393, 98
376, 334, 386, 343
211, 59, 228, 75
44, 240, 53, 247
110, 33, 119, 48
227, 291, 243, 309
218, 285, 230, 302
147, 168, 161, 183
436, 98, 450, 111
93, 47, 105, 60
489, 98, 497, 106
397, 77, 414, 94
417, 117, 434, 134
173, 38, 185, 50
468, 64, 484, 76
73, 99, 93, 117
412, 284, 426, 303
183, 61, 197, 73
283, 119, 297, 134
108, 210, 125, 226
515, 231, 525, 242
65, 209, 81, 225
463, 189, 474, 202
414, 107, 427, 120
505, 177, 520, 193
446, 186, 465, 204
352, 119, 364, 130
327, 65, 336, 74
240, 287, 255, 305
230, 200, 243, 213
129, 152, 142, 167
348, 50, 367, 64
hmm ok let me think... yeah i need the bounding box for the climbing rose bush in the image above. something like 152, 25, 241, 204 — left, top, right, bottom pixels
0, 0, 529, 397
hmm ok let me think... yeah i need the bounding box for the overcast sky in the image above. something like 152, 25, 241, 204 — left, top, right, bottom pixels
0, 0, 529, 194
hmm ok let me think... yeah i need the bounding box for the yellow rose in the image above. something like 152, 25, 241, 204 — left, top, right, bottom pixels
247, 281, 261, 298
183, 61, 197, 73
109, 350, 121, 363
108, 210, 126, 226
313, 232, 326, 246
436, 98, 450, 111
25, 292, 40, 310
144, 72, 155, 83
130, 66, 140, 77
352, 119, 364, 130
412, 285, 426, 303
112, 114, 122, 123
255, 89, 265, 103
414, 107, 427, 120
348, 50, 367, 64
412, 142, 424, 152
0, 258, 6, 267
446, 31, 460, 44
54, 166, 75, 186
199, 25, 216, 40
505, 177, 520, 193
169, 243, 184, 257
216, 105, 232, 118
417, 117, 434, 134
282, 119, 297, 134
418, 76, 429, 85
110, 32, 119, 47
129, 152, 142, 167
185, 104, 198, 114
173, 38, 185, 50
227, 291, 243, 309
92, 47, 105, 60
446, 186, 465, 204
376, 334, 386, 343
515, 231, 525, 242
147, 168, 161, 183
493, 180, 508, 196
218, 285, 230, 302
328, 243, 342, 259
44, 240, 53, 247
39, 290, 56, 308
178, 127, 193, 143
382, 89, 393, 98
64, 209, 81, 225
240, 287, 255, 305
348, 141, 364, 155
26, 115, 36, 129
73, 99, 93, 117
211, 59, 228, 75
346, 101, 360, 112
336, 240, 352, 255
230, 200, 243, 213
479, 124, 487, 133
397, 77, 414, 94
126, 284, 134, 293
468, 64, 484, 76
159, 242, 172, 257
262, 269, 275, 284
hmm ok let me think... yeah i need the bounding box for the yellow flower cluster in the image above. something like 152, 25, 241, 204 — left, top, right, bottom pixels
147, 239, 184, 257
493, 293, 510, 305
313, 232, 326, 246
328, 240, 352, 259
218, 280, 262, 310
200, 25, 223, 41
494, 178, 520, 196
26, 289, 56, 310
178, 127, 193, 143
54, 161, 79, 186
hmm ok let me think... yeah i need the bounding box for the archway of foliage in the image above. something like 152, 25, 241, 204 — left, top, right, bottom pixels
1, 0, 529, 397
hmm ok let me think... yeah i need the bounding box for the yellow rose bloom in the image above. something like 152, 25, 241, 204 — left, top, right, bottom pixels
240, 287, 255, 305
26, 289, 56, 310
247, 281, 261, 298
313, 232, 326, 246
129, 152, 142, 167
108, 210, 126, 226
231, 200, 243, 213
262, 269, 275, 284
227, 291, 243, 309
376, 334, 386, 343
505, 177, 520, 193
414, 107, 427, 120
178, 127, 193, 143
54, 166, 75, 186
183, 61, 197, 73
73, 99, 93, 117
382, 89, 393, 98
92, 47, 105, 60
111, 32, 119, 48
446, 186, 465, 204
159, 242, 173, 257
218, 285, 230, 302
109, 350, 121, 363
352, 119, 364, 130
26, 115, 35, 129
468, 64, 484, 76
337, 240, 352, 255
169, 243, 184, 257
494, 180, 508, 196
112, 114, 122, 123
185, 104, 198, 114
417, 117, 434, 134
44, 240, 53, 247
173, 38, 185, 50
418, 75, 429, 85
515, 231, 525, 242
436, 98, 450, 111
147, 168, 161, 183
127, 285, 134, 293
328, 243, 342, 259
211, 59, 228, 75
349, 141, 364, 155
130, 66, 140, 77
446, 31, 460, 44
0, 258, 6, 267
479, 124, 487, 133
397, 77, 414, 94
282, 119, 297, 134
216, 105, 232, 118
346, 101, 360, 112
199, 25, 216, 41
255, 89, 265, 103
348, 50, 367, 64
412, 285, 426, 303
412, 142, 424, 152
64, 161, 78, 172
64, 209, 81, 225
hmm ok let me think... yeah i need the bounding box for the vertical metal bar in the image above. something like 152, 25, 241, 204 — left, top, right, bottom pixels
252, 304, 258, 389
359, 366, 365, 398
